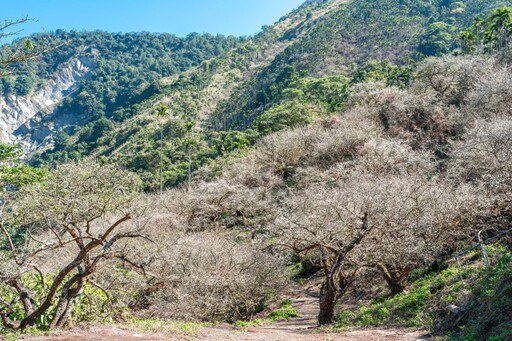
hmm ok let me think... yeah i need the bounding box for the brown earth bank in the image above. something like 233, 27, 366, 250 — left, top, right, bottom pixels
16, 293, 432, 341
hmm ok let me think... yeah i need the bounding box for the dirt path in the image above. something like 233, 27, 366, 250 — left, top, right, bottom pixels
195, 292, 431, 341
19, 325, 174, 341
20, 292, 432, 341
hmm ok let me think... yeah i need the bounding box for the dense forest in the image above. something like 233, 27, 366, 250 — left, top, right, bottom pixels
1, 0, 512, 340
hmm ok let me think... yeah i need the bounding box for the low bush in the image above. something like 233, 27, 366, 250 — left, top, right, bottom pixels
147, 233, 290, 323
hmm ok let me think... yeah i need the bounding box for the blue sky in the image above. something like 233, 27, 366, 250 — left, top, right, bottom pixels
1, 0, 305, 42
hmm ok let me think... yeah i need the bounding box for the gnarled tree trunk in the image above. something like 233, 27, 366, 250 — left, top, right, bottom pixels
318, 281, 337, 325
50, 273, 88, 329
317, 213, 370, 325
376, 263, 412, 296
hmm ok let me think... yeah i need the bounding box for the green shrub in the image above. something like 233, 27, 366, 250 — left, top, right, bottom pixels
256, 101, 312, 134
235, 300, 299, 329
268, 300, 299, 320
235, 319, 265, 328
0, 273, 111, 333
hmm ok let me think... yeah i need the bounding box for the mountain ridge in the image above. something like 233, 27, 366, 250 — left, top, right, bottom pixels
2, 0, 512, 190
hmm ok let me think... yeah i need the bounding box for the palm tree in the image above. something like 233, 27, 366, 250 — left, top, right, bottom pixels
474, 16, 483, 54
155, 104, 168, 195
485, 7, 512, 56
459, 30, 476, 54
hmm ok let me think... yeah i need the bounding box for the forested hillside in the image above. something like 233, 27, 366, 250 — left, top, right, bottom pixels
1, 30, 243, 152
23, 0, 512, 191
1, 0, 512, 340
2, 31, 243, 97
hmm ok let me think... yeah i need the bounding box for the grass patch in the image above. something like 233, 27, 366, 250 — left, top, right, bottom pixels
333, 249, 512, 341
447, 253, 512, 341
235, 299, 300, 329
235, 319, 266, 328
0, 328, 50, 341
334, 263, 481, 329
268, 299, 300, 320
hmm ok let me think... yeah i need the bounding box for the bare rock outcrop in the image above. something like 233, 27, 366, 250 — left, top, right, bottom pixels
0, 56, 94, 149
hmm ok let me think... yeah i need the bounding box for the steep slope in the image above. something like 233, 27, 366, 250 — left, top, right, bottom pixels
2, 1, 512, 338
32, 0, 347, 189
7, 0, 512, 191
0, 31, 244, 150
209, 0, 512, 131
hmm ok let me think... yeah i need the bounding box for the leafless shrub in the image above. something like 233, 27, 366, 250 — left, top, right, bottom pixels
344, 57, 497, 148
413, 56, 494, 107
223, 154, 284, 190
347, 80, 466, 148
273, 172, 402, 324
255, 115, 380, 179
345, 81, 388, 110
448, 119, 512, 218
255, 127, 317, 179
355, 177, 484, 295
291, 138, 435, 190
148, 233, 289, 322
466, 67, 512, 118
310, 110, 381, 169
161, 181, 277, 234
356, 139, 435, 176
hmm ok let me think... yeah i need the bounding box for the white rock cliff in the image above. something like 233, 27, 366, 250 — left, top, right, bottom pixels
0, 56, 93, 149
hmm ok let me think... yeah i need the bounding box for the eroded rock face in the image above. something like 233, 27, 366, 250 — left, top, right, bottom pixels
0, 56, 94, 149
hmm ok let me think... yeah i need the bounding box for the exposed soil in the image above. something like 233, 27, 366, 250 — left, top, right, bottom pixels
195, 291, 431, 341
19, 291, 432, 341
19, 325, 174, 341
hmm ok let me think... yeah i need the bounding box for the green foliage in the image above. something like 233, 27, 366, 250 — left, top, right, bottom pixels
335, 265, 481, 329
256, 101, 312, 134
211, 130, 257, 155
236, 73, 351, 135
21, 0, 512, 192
484, 7, 512, 51
333, 248, 512, 338
72, 285, 112, 324
155, 104, 168, 118
210, 0, 512, 132
355, 286, 432, 328
449, 253, 512, 341
419, 21, 454, 56
0, 274, 110, 333
351, 60, 414, 88
235, 300, 299, 329
460, 6, 512, 55
0, 143, 47, 191
0, 143, 22, 161
27, 30, 245, 164
268, 300, 300, 320
77, 118, 115, 148
285, 75, 351, 111
235, 319, 266, 328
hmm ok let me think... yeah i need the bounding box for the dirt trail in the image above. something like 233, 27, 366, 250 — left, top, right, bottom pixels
21, 292, 432, 341
196, 291, 431, 341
